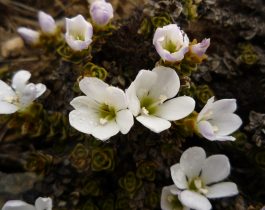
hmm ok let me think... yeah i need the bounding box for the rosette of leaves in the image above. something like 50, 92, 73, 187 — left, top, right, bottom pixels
115, 194, 131, 210
181, 0, 201, 20
2, 103, 73, 142
245, 111, 265, 147
174, 111, 198, 138
195, 84, 214, 107
254, 150, 265, 171
118, 171, 143, 197
5, 103, 45, 141
81, 62, 108, 81
144, 191, 160, 209
82, 200, 99, 210
136, 161, 156, 181
57, 44, 92, 64
81, 179, 102, 197
24, 152, 53, 174
238, 43, 258, 65
91, 147, 115, 171
69, 143, 90, 172
45, 112, 69, 141
101, 197, 115, 210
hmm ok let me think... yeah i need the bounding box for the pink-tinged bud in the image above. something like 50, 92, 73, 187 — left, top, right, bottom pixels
17, 27, 40, 44
191, 38, 210, 57
38, 11, 57, 34
90, 0, 114, 26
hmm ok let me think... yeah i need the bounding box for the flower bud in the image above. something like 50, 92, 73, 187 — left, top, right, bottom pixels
190, 38, 210, 57
90, 0, 114, 26
17, 27, 40, 44
38, 11, 57, 34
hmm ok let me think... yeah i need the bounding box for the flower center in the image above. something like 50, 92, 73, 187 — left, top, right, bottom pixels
74, 33, 85, 41
140, 95, 167, 116
3, 95, 19, 105
163, 36, 182, 53
188, 177, 208, 195
98, 103, 116, 125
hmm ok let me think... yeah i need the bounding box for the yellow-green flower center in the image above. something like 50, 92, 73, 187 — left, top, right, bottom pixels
162, 36, 182, 54
74, 33, 85, 41
98, 103, 116, 125
140, 95, 167, 116
189, 177, 208, 194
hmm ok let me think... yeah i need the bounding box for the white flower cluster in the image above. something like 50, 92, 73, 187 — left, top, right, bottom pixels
153, 24, 210, 62
1, 197, 52, 210
161, 147, 239, 210
9, 4, 244, 210
0, 70, 46, 114
17, 0, 113, 51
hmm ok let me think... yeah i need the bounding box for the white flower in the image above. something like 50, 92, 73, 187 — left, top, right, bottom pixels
190, 38, 210, 57
197, 96, 242, 141
161, 185, 189, 210
69, 77, 134, 141
17, 27, 40, 44
170, 147, 239, 210
153, 24, 189, 62
38, 11, 57, 34
2, 197, 52, 210
126, 66, 195, 133
0, 70, 46, 114
90, 0, 114, 26
65, 15, 93, 51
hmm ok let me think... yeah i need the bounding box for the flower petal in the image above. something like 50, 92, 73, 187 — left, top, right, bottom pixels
136, 115, 171, 133
17, 27, 40, 44
79, 77, 108, 103
212, 113, 242, 136
65, 15, 93, 51
0, 80, 16, 99
34, 83, 47, 98
197, 120, 215, 140
180, 147, 206, 180
170, 163, 188, 189
105, 86, 127, 111
179, 190, 212, 210
35, 197, 52, 210
116, 109, 134, 134
161, 185, 182, 210
191, 38, 210, 57
2, 200, 35, 210
0, 101, 18, 114
206, 182, 238, 199
12, 70, 31, 91
69, 109, 97, 134
90, 0, 114, 26
92, 120, 120, 140
70, 96, 98, 111
133, 70, 157, 99
201, 155, 230, 185
125, 82, 140, 116
197, 96, 214, 122
156, 96, 195, 121
212, 98, 237, 115
149, 66, 180, 99
38, 11, 57, 34
214, 135, 236, 141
